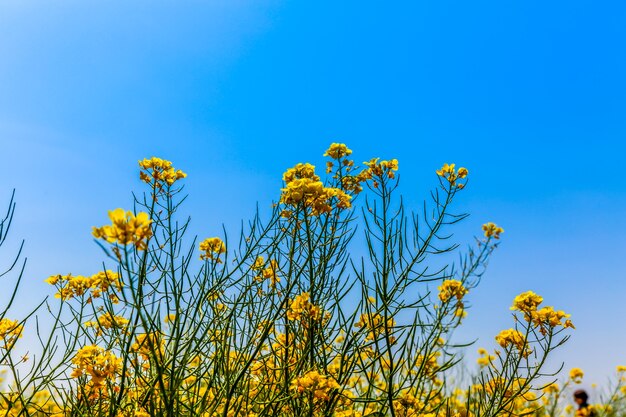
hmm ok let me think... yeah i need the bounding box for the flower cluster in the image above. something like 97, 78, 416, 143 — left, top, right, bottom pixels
355, 312, 396, 343
476, 347, 495, 367
511, 291, 574, 334
495, 328, 531, 358
363, 158, 398, 180
131, 332, 165, 361
280, 163, 352, 216
482, 222, 504, 239
92, 209, 153, 251
438, 279, 468, 318
286, 292, 323, 322
84, 312, 129, 336
569, 367, 584, 383
252, 257, 281, 287
45, 270, 122, 302
436, 163, 468, 188
71, 345, 122, 388
47, 271, 121, 301
291, 370, 340, 401
139, 157, 187, 188
0, 318, 23, 349
323, 143, 353, 160
199, 237, 226, 262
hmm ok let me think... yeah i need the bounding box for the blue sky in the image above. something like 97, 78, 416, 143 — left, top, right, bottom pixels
1, 0, 625, 389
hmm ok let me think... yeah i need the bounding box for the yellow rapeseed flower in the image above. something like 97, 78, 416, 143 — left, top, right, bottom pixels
570, 367, 584, 383
495, 328, 531, 358
138, 157, 186, 188
436, 163, 468, 188
199, 237, 226, 262
510, 291, 543, 314
92, 209, 153, 250
482, 222, 504, 239
71, 345, 122, 387
323, 143, 353, 160
0, 318, 23, 349
280, 163, 352, 216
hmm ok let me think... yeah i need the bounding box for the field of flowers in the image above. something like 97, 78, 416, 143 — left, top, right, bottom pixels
0, 143, 623, 416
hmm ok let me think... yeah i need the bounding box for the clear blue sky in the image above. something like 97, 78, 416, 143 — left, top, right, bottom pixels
1, 1, 625, 388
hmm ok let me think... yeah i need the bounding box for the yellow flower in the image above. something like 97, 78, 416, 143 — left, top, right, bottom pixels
92, 209, 153, 250
438, 280, 468, 303
50, 270, 122, 301
495, 328, 531, 357
477, 348, 495, 367
530, 306, 574, 334
138, 157, 186, 188
280, 163, 353, 216
323, 143, 353, 160
261, 259, 281, 287
436, 163, 468, 188
287, 292, 323, 322
570, 367, 584, 383
364, 158, 399, 179
282, 163, 319, 183
291, 370, 340, 401
131, 332, 165, 361
510, 291, 543, 314
199, 237, 226, 262
71, 345, 122, 387
355, 311, 396, 342
0, 318, 23, 349
84, 312, 129, 336
482, 222, 504, 239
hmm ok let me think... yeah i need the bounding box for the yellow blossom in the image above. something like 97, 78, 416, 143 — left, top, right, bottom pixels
495, 328, 531, 357
436, 163, 468, 188
287, 292, 323, 322
482, 222, 504, 239
92, 209, 153, 250
138, 157, 186, 188
511, 291, 544, 314
291, 370, 340, 401
570, 367, 584, 383
280, 163, 352, 215
84, 312, 129, 336
0, 318, 23, 349
71, 345, 122, 387
323, 143, 353, 160
199, 237, 226, 262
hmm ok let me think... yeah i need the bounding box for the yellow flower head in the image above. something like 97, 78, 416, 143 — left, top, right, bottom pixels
364, 158, 399, 180
84, 312, 129, 336
570, 367, 584, 383
291, 370, 340, 401
530, 306, 574, 334
510, 291, 543, 314
49, 270, 122, 301
477, 347, 495, 367
323, 143, 353, 160
495, 328, 531, 357
71, 345, 122, 387
280, 163, 353, 216
438, 280, 468, 303
199, 237, 226, 262
482, 222, 504, 239
436, 163, 468, 188
0, 318, 23, 349
287, 292, 323, 322
138, 157, 186, 188
92, 209, 153, 250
